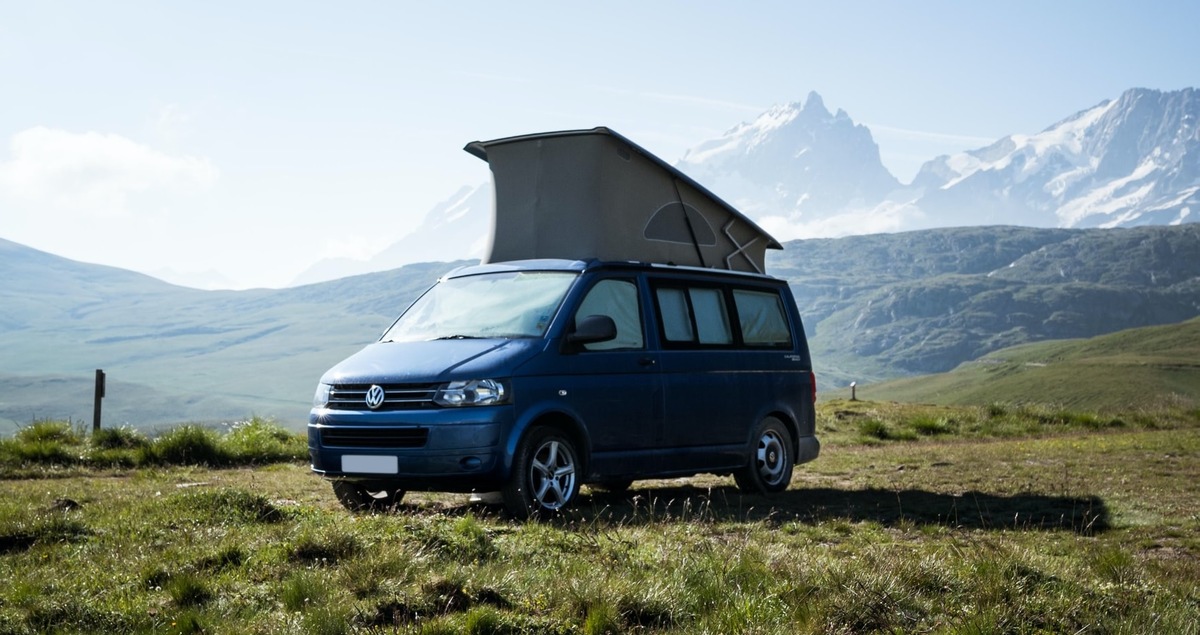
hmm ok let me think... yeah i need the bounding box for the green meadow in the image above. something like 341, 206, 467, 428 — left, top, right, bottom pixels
2, 400, 1197, 634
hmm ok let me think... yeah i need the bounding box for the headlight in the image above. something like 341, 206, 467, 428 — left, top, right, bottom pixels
434, 379, 508, 407
313, 383, 332, 407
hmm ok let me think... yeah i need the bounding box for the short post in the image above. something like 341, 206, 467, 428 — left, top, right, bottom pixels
850, 381, 857, 401
93, 369, 106, 432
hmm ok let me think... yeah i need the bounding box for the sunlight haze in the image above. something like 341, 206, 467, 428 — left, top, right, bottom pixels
1, 1, 1197, 288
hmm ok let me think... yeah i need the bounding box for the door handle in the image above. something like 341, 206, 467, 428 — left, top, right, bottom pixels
638, 357, 657, 367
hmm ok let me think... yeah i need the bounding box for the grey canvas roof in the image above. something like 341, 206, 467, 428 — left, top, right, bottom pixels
464, 127, 782, 274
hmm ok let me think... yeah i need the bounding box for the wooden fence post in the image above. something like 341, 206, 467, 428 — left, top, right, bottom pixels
93, 369, 106, 432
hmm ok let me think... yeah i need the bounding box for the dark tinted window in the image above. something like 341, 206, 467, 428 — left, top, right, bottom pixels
733, 289, 792, 347
653, 280, 792, 349
654, 285, 732, 346
656, 287, 694, 342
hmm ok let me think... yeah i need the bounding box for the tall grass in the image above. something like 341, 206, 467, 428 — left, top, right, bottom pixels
818, 398, 1199, 446
0, 416, 306, 473
0, 420, 84, 465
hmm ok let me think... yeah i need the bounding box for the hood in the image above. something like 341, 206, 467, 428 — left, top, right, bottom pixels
320, 338, 544, 385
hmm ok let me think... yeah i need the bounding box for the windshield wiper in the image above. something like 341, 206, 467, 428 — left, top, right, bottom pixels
433, 334, 484, 340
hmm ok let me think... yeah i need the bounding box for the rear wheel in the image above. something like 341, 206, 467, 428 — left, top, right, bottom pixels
734, 417, 794, 494
331, 481, 405, 511
503, 428, 580, 519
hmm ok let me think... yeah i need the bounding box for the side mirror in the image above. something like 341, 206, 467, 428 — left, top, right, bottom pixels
566, 314, 618, 346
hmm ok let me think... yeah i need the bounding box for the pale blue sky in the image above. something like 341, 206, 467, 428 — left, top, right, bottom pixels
2, 1, 1197, 288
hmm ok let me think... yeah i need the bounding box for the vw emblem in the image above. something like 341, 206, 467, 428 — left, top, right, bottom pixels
364, 385, 386, 410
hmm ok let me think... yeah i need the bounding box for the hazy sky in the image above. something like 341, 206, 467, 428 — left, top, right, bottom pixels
2, 1, 1197, 288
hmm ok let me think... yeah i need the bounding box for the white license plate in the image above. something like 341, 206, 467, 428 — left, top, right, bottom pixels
341, 455, 398, 474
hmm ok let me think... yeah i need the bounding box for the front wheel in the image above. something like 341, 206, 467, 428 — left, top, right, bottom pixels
331, 481, 405, 512
503, 428, 580, 519
734, 417, 794, 495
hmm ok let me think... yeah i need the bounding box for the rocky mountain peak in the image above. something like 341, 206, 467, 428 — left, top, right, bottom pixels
677, 92, 900, 230
912, 87, 1200, 229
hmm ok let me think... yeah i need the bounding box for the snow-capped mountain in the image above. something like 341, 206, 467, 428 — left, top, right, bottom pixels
912, 87, 1199, 229
290, 184, 492, 286
289, 87, 1199, 285
677, 91, 908, 239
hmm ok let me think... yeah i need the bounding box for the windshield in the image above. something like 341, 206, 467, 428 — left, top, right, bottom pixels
381, 271, 578, 342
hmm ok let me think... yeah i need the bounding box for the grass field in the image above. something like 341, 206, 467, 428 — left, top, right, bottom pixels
840, 317, 1200, 411
1, 404, 1198, 634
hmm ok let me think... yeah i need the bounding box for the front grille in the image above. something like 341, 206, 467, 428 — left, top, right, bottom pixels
327, 383, 439, 411
320, 427, 429, 449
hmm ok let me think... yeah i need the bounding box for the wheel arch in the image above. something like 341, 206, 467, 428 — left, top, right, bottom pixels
763, 409, 801, 462
505, 409, 591, 478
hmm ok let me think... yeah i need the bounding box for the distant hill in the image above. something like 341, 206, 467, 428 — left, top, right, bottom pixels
0, 371, 259, 436
774, 224, 1200, 386
1, 236, 469, 429
846, 317, 1200, 412
3, 225, 1199, 430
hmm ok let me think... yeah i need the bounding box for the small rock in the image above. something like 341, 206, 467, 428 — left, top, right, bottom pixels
50, 498, 80, 511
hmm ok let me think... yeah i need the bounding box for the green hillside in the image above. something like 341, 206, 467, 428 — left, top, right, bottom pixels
776, 224, 1200, 386
3, 225, 1199, 431
0, 238, 469, 429
851, 317, 1200, 411
0, 372, 266, 437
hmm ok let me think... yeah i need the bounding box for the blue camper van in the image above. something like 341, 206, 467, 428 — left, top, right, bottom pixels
308, 128, 819, 518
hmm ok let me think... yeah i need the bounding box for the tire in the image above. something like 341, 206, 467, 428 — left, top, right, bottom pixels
734, 417, 794, 495
331, 480, 405, 512
503, 428, 580, 519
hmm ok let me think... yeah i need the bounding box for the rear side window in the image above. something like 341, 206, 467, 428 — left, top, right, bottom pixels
654, 280, 792, 349
655, 286, 733, 346
733, 289, 792, 347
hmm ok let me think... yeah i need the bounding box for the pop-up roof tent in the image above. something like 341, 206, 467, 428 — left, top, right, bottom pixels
464, 127, 782, 274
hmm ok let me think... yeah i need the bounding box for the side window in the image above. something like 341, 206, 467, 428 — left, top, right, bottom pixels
733, 289, 792, 347
656, 288, 694, 342
654, 285, 733, 346
574, 279, 644, 351
691, 288, 733, 344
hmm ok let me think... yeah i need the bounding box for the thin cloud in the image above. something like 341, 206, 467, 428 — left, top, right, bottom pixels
152, 104, 196, 144
0, 127, 218, 218
757, 201, 927, 241
584, 83, 766, 114
638, 90, 765, 114
456, 70, 539, 85
866, 123, 996, 147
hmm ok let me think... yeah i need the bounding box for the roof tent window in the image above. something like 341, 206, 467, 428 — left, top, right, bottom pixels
644, 202, 718, 246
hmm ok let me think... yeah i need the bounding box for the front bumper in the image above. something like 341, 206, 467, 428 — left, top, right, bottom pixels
307, 406, 513, 491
